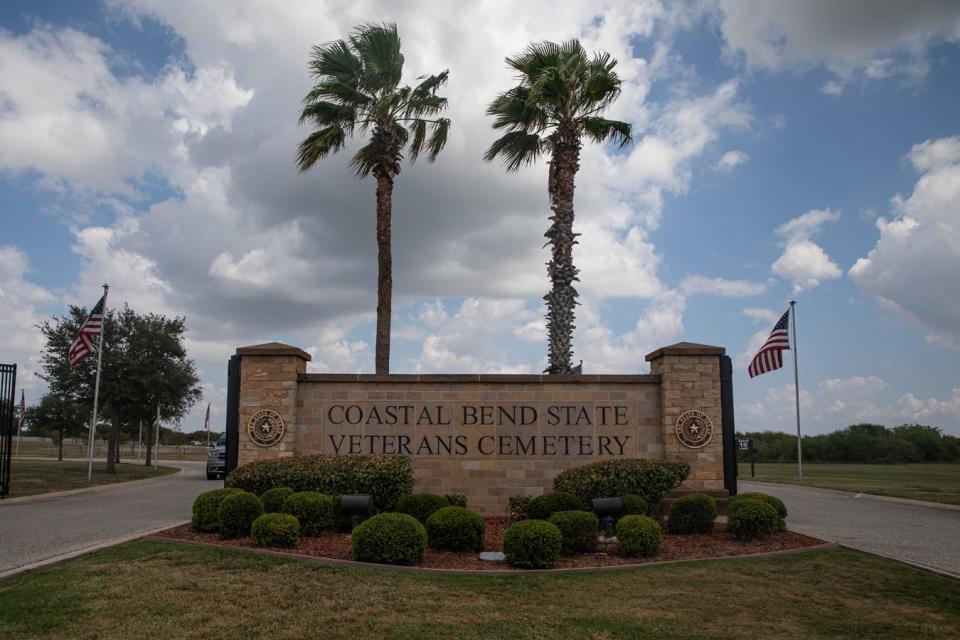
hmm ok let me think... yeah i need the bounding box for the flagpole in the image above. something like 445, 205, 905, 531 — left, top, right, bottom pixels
790, 300, 803, 479
86, 283, 109, 482
16, 391, 24, 456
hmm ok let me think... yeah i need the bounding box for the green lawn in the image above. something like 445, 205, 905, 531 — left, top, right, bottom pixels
5, 460, 177, 498
1, 541, 958, 639
739, 462, 960, 505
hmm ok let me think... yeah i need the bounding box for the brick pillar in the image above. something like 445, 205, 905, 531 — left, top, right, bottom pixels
236, 342, 311, 466
646, 342, 725, 492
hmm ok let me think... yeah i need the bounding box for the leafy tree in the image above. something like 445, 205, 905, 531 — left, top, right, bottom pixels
297, 22, 451, 374
26, 394, 88, 461
37, 304, 203, 472
485, 40, 631, 373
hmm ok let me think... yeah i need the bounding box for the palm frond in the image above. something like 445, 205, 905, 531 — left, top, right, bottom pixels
484, 131, 543, 171
349, 141, 377, 178
297, 101, 356, 129
426, 118, 450, 162
487, 86, 550, 132
350, 22, 403, 92
408, 119, 428, 162
580, 117, 632, 148
296, 125, 347, 172
309, 39, 363, 82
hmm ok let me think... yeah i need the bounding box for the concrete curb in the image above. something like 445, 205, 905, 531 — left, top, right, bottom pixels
141, 535, 839, 576
0, 464, 188, 507
741, 480, 960, 512
836, 544, 960, 582
0, 520, 192, 581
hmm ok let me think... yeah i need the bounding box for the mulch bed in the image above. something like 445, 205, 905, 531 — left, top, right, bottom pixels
156, 516, 825, 571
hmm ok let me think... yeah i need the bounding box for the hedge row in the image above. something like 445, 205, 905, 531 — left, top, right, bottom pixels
225, 454, 413, 510
553, 459, 690, 506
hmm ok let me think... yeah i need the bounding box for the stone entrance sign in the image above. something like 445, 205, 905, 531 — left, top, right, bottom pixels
232, 341, 729, 514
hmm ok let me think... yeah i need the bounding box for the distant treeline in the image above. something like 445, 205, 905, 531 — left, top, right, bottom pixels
736, 424, 960, 464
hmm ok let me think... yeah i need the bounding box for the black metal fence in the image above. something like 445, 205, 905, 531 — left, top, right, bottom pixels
0, 364, 16, 498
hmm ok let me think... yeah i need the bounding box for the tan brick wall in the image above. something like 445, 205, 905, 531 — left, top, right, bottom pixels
235, 342, 728, 514
648, 351, 724, 492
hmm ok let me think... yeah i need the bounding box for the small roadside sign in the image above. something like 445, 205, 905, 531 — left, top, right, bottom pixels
737, 439, 750, 450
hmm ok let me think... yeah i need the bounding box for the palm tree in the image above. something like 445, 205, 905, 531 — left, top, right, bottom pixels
485, 40, 631, 374
297, 23, 451, 375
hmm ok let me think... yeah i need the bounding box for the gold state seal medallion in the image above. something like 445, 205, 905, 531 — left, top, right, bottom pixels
247, 409, 285, 447
675, 410, 713, 449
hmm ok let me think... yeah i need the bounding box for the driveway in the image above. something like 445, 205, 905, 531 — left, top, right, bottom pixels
0, 460, 215, 577
740, 480, 960, 577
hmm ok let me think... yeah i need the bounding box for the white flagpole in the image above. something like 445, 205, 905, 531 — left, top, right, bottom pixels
15, 391, 24, 456
790, 300, 803, 479
86, 283, 109, 482
154, 401, 161, 469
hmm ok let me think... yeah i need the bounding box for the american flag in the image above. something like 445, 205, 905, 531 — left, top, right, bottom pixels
204, 403, 211, 432
748, 308, 791, 378
68, 293, 106, 366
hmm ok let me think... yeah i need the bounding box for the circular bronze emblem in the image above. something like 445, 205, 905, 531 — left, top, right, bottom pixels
675, 410, 714, 449
247, 409, 285, 447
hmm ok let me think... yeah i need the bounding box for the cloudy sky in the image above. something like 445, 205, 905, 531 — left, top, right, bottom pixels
2, 1, 959, 436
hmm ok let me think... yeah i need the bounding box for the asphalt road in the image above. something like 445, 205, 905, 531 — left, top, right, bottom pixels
0, 460, 214, 577
740, 480, 960, 577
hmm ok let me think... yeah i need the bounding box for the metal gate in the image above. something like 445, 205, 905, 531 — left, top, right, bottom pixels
0, 364, 16, 498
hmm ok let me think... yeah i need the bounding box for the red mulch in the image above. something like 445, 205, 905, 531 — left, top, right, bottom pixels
156, 517, 825, 571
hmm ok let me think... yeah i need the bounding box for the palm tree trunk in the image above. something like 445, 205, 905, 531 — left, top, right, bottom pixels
544, 122, 582, 374
373, 121, 399, 376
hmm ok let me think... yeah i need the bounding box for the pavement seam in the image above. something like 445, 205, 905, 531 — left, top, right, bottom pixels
0, 520, 192, 580
740, 480, 960, 512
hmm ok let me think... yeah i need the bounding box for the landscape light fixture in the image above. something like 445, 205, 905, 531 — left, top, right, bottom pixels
339, 495, 372, 530
591, 497, 624, 538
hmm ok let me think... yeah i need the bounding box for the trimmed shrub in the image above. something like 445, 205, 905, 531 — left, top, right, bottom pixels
351, 513, 427, 566
218, 492, 264, 539
191, 488, 242, 533
503, 520, 562, 569
526, 492, 587, 520
620, 494, 652, 518
396, 493, 450, 524
225, 454, 414, 510
727, 499, 779, 541
251, 513, 300, 548
729, 492, 787, 529
282, 492, 335, 536
445, 493, 468, 508
548, 510, 600, 555
509, 495, 531, 522
261, 487, 294, 514
426, 506, 485, 551
668, 493, 717, 534
616, 515, 662, 557
554, 459, 690, 507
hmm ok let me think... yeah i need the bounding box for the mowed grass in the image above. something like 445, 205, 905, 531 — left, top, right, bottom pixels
1, 541, 958, 639
739, 462, 960, 505
6, 460, 177, 498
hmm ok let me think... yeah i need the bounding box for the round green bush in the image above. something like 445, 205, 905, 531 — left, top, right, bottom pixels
426, 506, 485, 551
729, 492, 787, 529
351, 513, 427, 566
548, 510, 600, 555
396, 493, 450, 524
526, 492, 587, 520
616, 515, 662, 557
282, 491, 335, 536
218, 491, 264, 539
667, 493, 717, 534
503, 520, 562, 569
727, 499, 779, 541
261, 487, 294, 514
251, 513, 300, 548
191, 488, 242, 533
620, 494, 652, 518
